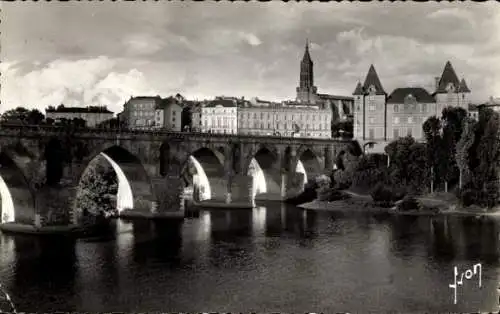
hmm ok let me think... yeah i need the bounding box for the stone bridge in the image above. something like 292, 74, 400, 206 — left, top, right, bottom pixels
0, 125, 361, 226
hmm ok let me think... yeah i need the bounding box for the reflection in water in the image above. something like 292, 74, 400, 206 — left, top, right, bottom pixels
0, 203, 500, 313
252, 207, 266, 237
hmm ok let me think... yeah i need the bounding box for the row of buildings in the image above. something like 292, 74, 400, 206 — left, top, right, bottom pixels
112, 42, 355, 139
41, 40, 497, 144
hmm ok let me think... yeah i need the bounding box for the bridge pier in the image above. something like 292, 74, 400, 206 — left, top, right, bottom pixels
35, 185, 79, 226
150, 175, 185, 216
228, 174, 254, 206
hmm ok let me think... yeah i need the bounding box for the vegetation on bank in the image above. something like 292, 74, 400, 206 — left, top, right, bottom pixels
322, 106, 500, 213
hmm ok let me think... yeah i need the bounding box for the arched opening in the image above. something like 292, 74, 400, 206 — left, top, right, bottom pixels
74, 146, 154, 222
184, 147, 225, 203
0, 152, 35, 224
248, 147, 281, 201
297, 149, 322, 186
44, 138, 65, 186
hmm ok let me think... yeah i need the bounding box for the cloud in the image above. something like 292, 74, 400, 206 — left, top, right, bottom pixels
1, 2, 499, 114
1, 57, 158, 114
239, 32, 262, 47
122, 33, 165, 56
427, 7, 475, 26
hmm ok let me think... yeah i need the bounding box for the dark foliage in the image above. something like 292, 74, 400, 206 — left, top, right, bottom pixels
0, 107, 45, 125
286, 181, 318, 205
397, 195, 420, 212
370, 183, 395, 208
332, 120, 353, 138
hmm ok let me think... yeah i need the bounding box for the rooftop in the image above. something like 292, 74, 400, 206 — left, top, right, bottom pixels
387, 87, 435, 104
46, 106, 113, 114
317, 94, 354, 101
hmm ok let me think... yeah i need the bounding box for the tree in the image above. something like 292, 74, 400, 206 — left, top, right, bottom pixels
455, 117, 477, 189
75, 162, 118, 223
331, 120, 353, 138
475, 110, 500, 192
440, 106, 468, 191
0, 107, 45, 125
385, 136, 429, 192
457, 108, 500, 208
72, 118, 86, 128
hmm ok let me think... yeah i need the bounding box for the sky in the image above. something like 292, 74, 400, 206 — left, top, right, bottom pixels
1, 2, 499, 115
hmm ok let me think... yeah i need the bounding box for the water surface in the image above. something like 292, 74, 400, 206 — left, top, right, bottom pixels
0, 202, 499, 313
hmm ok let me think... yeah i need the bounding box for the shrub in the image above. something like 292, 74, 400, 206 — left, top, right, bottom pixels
391, 186, 408, 201
397, 195, 420, 212
370, 183, 394, 208
327, 189, 351, 202
459, 189, 480, 207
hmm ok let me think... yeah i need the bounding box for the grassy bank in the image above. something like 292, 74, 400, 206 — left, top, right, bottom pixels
299, 188, 500, 218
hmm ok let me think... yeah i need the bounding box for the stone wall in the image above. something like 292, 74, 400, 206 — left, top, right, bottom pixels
207, 177, 228, 201
155, 177, 184, 213
230, 175, 253, 204
35, 186, 76, 226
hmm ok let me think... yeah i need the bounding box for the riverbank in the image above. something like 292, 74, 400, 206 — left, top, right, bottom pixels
0, 222, 82, 236
298, 189, 500, 218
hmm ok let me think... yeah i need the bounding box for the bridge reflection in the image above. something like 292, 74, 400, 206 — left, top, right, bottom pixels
2, 207, 500, 312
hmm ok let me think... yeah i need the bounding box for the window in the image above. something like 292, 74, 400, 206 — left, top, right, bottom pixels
421, 104, 427, 112
394, 104, 399, 113
407, 128, 412, 137
393, 128, 399, 139
369, 104, 376, 111
369, 117, 375, 124
368, 128, 375, 139
393, 117, 400, 124
407, 117, 413, 124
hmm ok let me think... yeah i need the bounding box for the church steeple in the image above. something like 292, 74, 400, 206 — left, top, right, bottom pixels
296, 39, 317, 103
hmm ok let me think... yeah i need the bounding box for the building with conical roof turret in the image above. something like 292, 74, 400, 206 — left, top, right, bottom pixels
352, 64, 388, 140
434, 61, 471, 112
352, 61, 471, 145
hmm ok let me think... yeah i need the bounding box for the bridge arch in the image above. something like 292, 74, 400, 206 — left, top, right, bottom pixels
246, 146, 282, 201
74, 145, 155, 220
294, 147, 323, 187
0, 151, 36, 224
181, 146, 226, 202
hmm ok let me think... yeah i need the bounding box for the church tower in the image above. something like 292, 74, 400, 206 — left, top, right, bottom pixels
296, 39, 318, 104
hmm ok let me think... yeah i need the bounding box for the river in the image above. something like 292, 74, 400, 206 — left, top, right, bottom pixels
0, 202, 499, 313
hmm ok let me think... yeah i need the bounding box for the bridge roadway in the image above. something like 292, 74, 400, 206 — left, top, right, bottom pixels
0, 124, 362, 227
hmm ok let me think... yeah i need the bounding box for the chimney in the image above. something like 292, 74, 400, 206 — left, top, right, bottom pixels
434, 77, 440, 91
